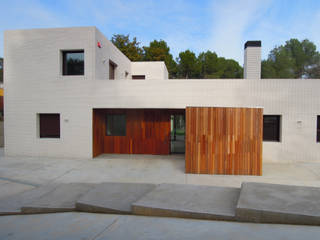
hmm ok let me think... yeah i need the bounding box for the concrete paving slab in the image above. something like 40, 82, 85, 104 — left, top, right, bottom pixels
0, 184, 59, 215
76, 182, 157, 214
132, 183, 240, 221
21, 183, 93, 214
0, 212, 119, 240
0, 180, 35, 200
236, 182, 320, 225
96, 214, 320, 240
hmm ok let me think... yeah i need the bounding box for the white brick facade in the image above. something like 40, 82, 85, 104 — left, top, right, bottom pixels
3, 27, 320, 163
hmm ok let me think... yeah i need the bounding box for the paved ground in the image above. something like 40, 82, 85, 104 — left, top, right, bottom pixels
1, 212, 320, 240
1, 148, 320, 238
1, 148, 320, 194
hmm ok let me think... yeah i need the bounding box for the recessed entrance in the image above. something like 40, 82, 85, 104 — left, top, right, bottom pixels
170, 114, 185, 154
93, 109, 185, 157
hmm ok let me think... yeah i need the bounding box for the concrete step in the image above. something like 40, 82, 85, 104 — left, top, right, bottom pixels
236, 182, 320, 225
76, 182, 156, 214
0, 184, 59, 215
21, 183, 93, 214
132, 183, 240, 221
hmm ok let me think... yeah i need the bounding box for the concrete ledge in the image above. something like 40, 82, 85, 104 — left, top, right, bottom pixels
236, 182, 320, 225
132, 184, 240, 221
21, 183, 93, 214
76, 182, 156, 214
0, 184, 59, 215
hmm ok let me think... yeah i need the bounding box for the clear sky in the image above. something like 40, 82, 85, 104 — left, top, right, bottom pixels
1, 0, 320, 65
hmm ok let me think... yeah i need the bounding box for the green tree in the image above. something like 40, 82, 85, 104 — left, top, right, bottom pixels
177, 50, 200, 78
198, 51, 219, 78
197, 51, 242, 78
143, 40, 177, 78
221, 59, 243, 78
111, 34, 143, 61
262, 39, 320, 78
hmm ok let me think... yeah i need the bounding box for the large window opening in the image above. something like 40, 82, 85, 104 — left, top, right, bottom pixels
106, 114, 126, 136
170, 114, 185, 153
263, 115, 281, 142
62, 50, 84, 75
39, 114, 60, 138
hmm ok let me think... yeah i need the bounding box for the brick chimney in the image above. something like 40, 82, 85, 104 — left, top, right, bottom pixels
244, 41, 261, 79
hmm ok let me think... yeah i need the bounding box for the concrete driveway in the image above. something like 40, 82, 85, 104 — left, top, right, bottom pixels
1, 147, 320, 199
1, 212, 320, 240
1, 148, 320, 239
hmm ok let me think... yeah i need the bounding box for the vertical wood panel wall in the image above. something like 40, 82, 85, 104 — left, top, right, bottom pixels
93, 109, 171, 156
185, 107, 263, 175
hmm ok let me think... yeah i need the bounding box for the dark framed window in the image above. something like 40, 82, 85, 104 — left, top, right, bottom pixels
109, 60, 117, 80
62, 50, 84, 75
106, 114, 126, 136
263, 115, 281, 142
39, 114, 60, 138
317, 116, 320, 142
132, 75, 145, 80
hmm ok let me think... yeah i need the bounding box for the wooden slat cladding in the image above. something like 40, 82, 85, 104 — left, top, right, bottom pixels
185, 107, 263, 176
92, 110, 105, 157
93, 109, 173, 156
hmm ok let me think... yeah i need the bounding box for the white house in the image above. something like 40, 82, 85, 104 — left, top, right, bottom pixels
3, 27, 320, 170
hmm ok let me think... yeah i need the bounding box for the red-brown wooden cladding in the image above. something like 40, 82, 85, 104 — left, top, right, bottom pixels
185, 107, 263, 176
93, 109, 172, 156
92, 110, 105, 157
0, 96, 3, 111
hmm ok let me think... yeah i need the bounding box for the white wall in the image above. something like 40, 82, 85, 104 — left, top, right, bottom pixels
131, 62, 168, 80
4, 27, 320, 163
95, 28, 131, 80
244, 47, 261, 79
90, 78, 320, 163
4, 27, 96, 158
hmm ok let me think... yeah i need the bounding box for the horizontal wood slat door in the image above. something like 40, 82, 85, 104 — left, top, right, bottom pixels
185, 107, 263, 175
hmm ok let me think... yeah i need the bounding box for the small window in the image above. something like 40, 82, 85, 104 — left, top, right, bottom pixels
317, 116, 320, 142
263, 115, 280, 142
106, 114, 126, 136
62, 50, 84, 75
109, 60, 117, 80
132, 75, 145, 80
39, 114, 60, 138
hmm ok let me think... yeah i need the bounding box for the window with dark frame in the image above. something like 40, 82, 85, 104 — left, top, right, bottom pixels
132, 75, 145, 80
109, 60, 117, 80
106, 114, 126, 136
317, 116, 320, 142
62, 50, 84, 75
263, 115, 281, 142
39, 114, 60, 138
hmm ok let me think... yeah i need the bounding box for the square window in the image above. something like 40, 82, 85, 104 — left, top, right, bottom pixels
62, 50, 84, 75
263, 115, 280, 142
317, 116, 320, 142
106, 114, 126, 136
39, 114, 60, 138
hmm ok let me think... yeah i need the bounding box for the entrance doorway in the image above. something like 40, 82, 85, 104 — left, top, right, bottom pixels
170, 114, 185, 153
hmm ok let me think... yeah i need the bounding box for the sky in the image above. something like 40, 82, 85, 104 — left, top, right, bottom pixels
1, 0, 320, 65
